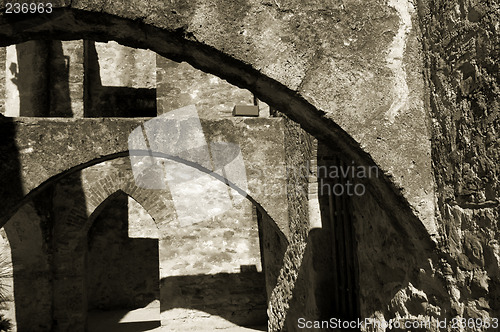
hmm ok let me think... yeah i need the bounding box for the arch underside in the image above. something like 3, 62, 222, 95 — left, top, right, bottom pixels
0, 6, 431, 243
0, 3, 444, 331
3, 154, 281, 331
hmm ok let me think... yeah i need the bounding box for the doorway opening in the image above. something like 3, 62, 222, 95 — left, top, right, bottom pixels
86, 191, 160, 332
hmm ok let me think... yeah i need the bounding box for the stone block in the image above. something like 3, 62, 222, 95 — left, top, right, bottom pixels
232, 105, 259, 117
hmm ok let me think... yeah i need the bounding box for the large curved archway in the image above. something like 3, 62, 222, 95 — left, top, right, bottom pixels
0, 4, 444, 331
1, 151, 288, 331
0, 6, 431, 241
85, 190, 161, 332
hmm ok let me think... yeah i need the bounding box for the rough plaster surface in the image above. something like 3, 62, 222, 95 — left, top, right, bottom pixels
0, 117, 289, 235
418, 0, 500, 326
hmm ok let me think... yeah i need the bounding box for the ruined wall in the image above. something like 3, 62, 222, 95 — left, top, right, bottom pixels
265, 116, 318, 331
85, 41, 157, 117
86, 192, 159, 310
418, 0, 500, 324
0, 117, 290, 236
156, 56, 255, 118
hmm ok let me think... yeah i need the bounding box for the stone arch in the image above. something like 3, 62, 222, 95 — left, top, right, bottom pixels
85, 189, 161, 329
85, 189, 160, 235
78, 174, 168, 241
0, 4, 445, 329
46, 155, 280, 330
0, 4, 431, 242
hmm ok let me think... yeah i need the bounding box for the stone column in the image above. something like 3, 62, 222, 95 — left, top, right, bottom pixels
0, 47, 5, 116
5, 41, 49, 117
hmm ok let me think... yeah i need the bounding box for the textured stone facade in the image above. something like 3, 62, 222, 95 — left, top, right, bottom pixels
0, 0, 498, 331
418, 0, 500, 327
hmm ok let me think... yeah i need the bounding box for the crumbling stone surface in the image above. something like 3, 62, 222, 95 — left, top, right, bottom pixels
264, 117, 315, 330
0, 117, 290, 234
418, 0, 500, 326
0, 47, 5, 115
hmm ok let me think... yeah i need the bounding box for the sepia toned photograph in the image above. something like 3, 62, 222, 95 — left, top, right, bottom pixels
0, 1, 498, 331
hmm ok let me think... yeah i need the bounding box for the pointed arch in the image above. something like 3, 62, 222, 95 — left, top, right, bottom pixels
84, 189, 161, 237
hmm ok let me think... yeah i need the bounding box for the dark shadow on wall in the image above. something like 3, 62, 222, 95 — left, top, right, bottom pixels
84, 41, 156, 118
10, 41, 50, 116
0, 116, 53, 330
281, 145, 361, 331
316, 146, 360, 322
48, 41, 74, 117
3, 193, 54, 331
87, 309, 161, 332
6, 40, 76, 117
50, 171, 90, 331
281, 141, 451, 331
0, 117, 23, 226
87, 192, 159, 310
160, 271, 267, 328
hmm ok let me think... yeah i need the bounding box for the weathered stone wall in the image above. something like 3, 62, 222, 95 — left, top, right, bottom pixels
0, 117, 290, 236
161, 271, 267, 329
352, 189, 449, 330
86, 192, 159, 310
85, 41, 157, 117
418, 0, 500, 325
49, 40, 85, 117
0, 46, 5, 116
156, 55, 255, 118
265, 116, 318, 331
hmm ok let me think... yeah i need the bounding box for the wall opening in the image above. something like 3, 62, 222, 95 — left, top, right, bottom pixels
86, 191, 160, 332
159, 191, 268, 331
317, 143, 360, 323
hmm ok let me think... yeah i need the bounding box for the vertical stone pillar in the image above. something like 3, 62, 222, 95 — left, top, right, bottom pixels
49, 40, 85, 117
0, 47, 5, 116
308, 139, 322, 229
5, 41, 49, 117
